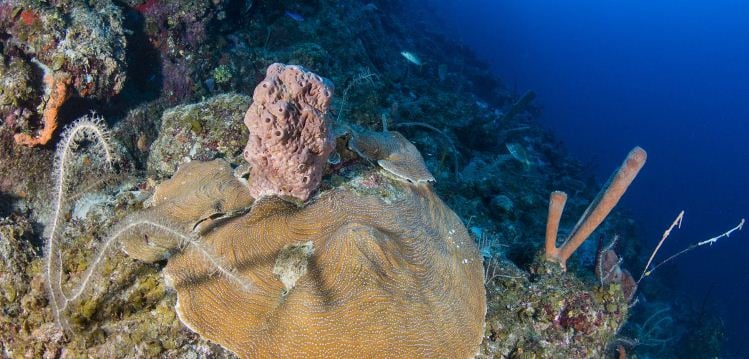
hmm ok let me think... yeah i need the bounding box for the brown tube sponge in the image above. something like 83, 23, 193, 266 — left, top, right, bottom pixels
544, 191, 567, 261
242, 63, 335, 201
545, 147, 647, 268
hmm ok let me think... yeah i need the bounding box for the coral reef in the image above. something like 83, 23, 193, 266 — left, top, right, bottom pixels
114, 65, 484, 356
0, 0, 705, 357
243, 63, 335, 201
0, 118, 235, 358
480, 258, 629, 358
126, 0, 233, 102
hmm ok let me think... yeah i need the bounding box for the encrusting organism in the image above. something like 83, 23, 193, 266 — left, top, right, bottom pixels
14, 70, 72, 147
544, 146, 647, 269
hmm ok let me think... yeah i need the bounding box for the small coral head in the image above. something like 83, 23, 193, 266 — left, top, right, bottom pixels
243, 63, 335, 201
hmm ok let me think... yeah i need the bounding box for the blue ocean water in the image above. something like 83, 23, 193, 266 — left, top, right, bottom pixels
426, 0, 749, 356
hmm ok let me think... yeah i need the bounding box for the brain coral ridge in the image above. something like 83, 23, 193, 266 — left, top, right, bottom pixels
125, 159, 486, 358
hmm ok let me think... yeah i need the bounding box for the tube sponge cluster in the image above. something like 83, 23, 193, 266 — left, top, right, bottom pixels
243, 63, 335, 201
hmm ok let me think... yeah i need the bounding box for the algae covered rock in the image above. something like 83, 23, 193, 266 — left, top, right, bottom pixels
147, 94, 251, 178
0, 0, 127, 99
0, 0, 127, 146
479, 256, 629, 358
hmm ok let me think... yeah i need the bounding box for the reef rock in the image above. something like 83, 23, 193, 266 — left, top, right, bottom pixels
147, 94, 251, 178
0, 0, 127, 146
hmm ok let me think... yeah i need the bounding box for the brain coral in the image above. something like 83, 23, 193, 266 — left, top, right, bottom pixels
243, 63, 335, 201
127, 158, 486, 358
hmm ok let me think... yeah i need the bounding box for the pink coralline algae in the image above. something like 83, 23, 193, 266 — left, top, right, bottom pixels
243, 63, 335, 201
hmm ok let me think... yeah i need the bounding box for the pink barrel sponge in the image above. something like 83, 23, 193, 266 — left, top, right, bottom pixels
243, 63, 335, 201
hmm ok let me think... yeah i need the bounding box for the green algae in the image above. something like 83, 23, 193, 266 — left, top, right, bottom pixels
212, 64, 234, 85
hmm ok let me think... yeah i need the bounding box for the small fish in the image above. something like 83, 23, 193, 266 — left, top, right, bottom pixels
400, 51, 422, 66
506, 143, 532, 169
438, 64, 448, 81
285, 11, 304, 22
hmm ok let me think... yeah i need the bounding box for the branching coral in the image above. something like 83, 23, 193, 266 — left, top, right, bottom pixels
639, 210, 744, 282
544, 146, 647, 268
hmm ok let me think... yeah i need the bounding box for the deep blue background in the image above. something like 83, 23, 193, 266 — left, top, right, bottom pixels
425, 0, 749, 355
